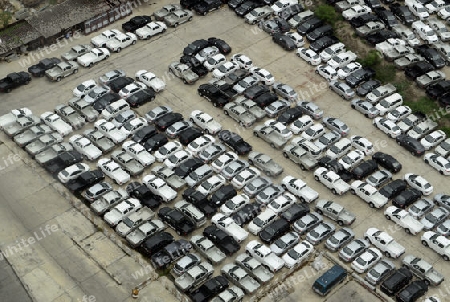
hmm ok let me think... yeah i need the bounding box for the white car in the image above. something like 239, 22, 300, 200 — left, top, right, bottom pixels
119, 117, 148, 137
404, 173, 433, 195
98, 158, 130, 185
421, 231, 450, 260
73, 79, 97, 98
320, 42, 346, 62
195, 46, 219, 64
135, 70, 166, 92
290, 115, 313, 134
105, 32, 137, 52
231, 167, 261, 189
57, 163, 90, 183
187, 134, 215, 156
69, 134, 102, 160
154, 141, 183, 162
338, 149, 365, 170
286, 32, 305, 47
337, 62, 362, 79
230, 53, 253, 70
435, 138, 450, 158
296, 48, 321, 65
351, 180, 389, 208
408, 120, 438, 139
313, 167, 350, 195
265, 120, 293, 139
197, 174, 226, 195
267, 193, 296, 213
250, 67, 275, 85
282, 240, 314, 269
301, 123, 325, 140
122, 141, 155, 166
212, 213, 249, 243
421, 130, 446, 150
211, 151, 238, 173
91, 29, 121, 47
119, 81, 146, 99
425, 0, 447, 13
163, 150, 192, 169
407, 0, 430, 19
428, 18, 450, 41
190, 110, 222, 135
350, 135, 373, 155
366, 83, 397, 104
364, 228, 406, 258
40, 112, 73, 136
281, 175, 319, 203
220, 194, 250, 215
351, 247, 382, 273
246, 240, 285, 272
270, 231, 300, 255
342, 4, 372, 20
412, 20, 438, 43
375, 93, 403, 116
212, 61, 239, 79
438, 6, 450, 19
142, 174, 177, 202
384, 206, 424, 235
271, 0, 297, 14
248, 209, 277, 235
327, 51, 357, 69
204, 54, 227, 71
424, 153, 450, 175
135, 21, 167, 40
104, 198, 142, 227
386, 105, 412, 122
315, 65, 338, 81
77, 48, 110, 67
373, 117, 402, 138
94, 119, 127, 144
0, 107, 32, 129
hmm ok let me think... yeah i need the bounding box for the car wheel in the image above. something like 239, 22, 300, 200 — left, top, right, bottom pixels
188, 17, 192, 21
390, 134, 395, 139
316, 209, 322, 215
204, 129, 209, 134
331, 188, 337, 195
105, 55, 109, 59
174, 23, 179, 27
24, 80, 30, 85
314, 175, 319, 181
224, 110, 229, 115
369, 202, 375, 208
270, 143, 276, 148
443, 255, 449, 261
300, 164, 306, 171
283, 152, 288, 158
351, 105, 355, 109
74, 69, 78, 74
300, 196, 306, 203
440, 171, 444, 175
397, 140, 401, 145
89, 63, 93, 68
385, 214, 391, 220
423, 279, 430, 286
203, 12, 207, 16
56, 77, 61, 82
384, 251, 391, 257
315, 70, 319, 74
424, 159, 429, 164
132, 40, 136, 45
213, 102, 218, 107
405, 228, 411, 235
364, 114, 369, 118
337, 220, 344, 226
117, 48, 121, 53
183, 79, 187, 84
350, 189, 355, 195
253, 132, 259, 137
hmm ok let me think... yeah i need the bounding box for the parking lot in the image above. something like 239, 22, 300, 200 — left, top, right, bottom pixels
1, 0, 450, 301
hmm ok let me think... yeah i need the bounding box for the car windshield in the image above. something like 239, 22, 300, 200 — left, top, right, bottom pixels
309, 229, 319, 238
287, 249, 300, 259
201, 181, 213, 190
329, 236, 339, 245
370, 269, 381, 278
355, 257, 366, 266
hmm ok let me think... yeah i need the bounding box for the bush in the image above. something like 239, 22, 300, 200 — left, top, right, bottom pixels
374, 64, 396, 84
440, 126, 450, 138
404, 97, 440, 116
314, 5, 341, 27
358, 50, 381, 67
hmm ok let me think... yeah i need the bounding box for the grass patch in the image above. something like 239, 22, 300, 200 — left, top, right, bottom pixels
404, 97, 440, 115
439, 126, 450, 138
314, 4, 342, 27
374, 64, 396, 84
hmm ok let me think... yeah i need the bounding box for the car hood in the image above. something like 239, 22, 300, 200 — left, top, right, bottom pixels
28, 65, 43, 73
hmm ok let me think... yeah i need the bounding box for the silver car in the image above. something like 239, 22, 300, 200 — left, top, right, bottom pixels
35, 142, 73, 165
3, 115, 40, 137
322, 117, 350, 136
98, 69, 126, 85
245, 6, 273, 24
244, 176, 271, 198
338, 238, 370, 262
297, 101, 323, 120
198, 143, 226, 164
111, 150, 144, 176
272, 82, 298, 102
365, 259, 395, 285
264, 99, 290, 118
154, 4, 181, 21
83, 129, 115, 153
14, 124, 52, 147
168, 62, 199, 84
68, 98, 98, 123
248, 151, 283, 177
306, 222, 336, 245
234, 97, 266, 119
224, 102, 256, 127
25, 132, 63, 156
164, 9, 193, 27
366, 170, 392, 188
45, 61, 79, 82
329, 81, 355, 100
408, 198, 434, 219
350, 99, 380, 118
54, 105, 86, 130
62, 44, 92, 61
325, 227, 354, 252
166, 120, 192, 138
221, 159, 249, 180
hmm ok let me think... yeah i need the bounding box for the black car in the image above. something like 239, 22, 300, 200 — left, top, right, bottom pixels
126, 182, 162, 209
272, 17, 291, 32
272, 33, 296, 50
175, 158, 204, 178
235, 1, 260, 17
439, 93, 450, 107
395, 134, 425, 156
183, 188, 217, 218
197, 84, 231, 107
228, 0, 245, 9
192, 64, 209, 77
218, 130, 252, 155
244, 84, 270, 100
259, 217, 290, 243
211, 184, 237, 206
108, 76, 134, 93
389, 3, 416, 25
132, 125, 157, 143
0, 72, 31, 93
404, 61, 435, 80
380, 267, 413, 296
143, 133, 168, 152
179, 127, 203, 146
254, 92, 278, 108
221, 69, 249, 86
141, 231, 174, 256
318, 156, 354, 182
181, 0, 203, 9
181, 54, 202, 68
393, 188, 422, 209
277, 107, 303, 125
396, 280, 428, 302
45, 151, 83, 174
122, 15, 152, 32
93, 92, 121, 112
194, 0, 222, 15
66, 169, 104, 193
373, 7, 398, 28
126, 88, 155, 108
416, 45, 446, 69
345, 67, 375, 88
28, 57, 61, 77
203, 225, 240, 256
158, 207, 196, 236
189, 276, 229, 302
379, 179, 407, 199
213, 82, 238, 100
352, 160, 378, 180
364, 0, 382, 8
426, 80, 450, 99
372, 152, 402, 173
155, 112, 183, 132
309, 35, 339, 53
297, 16, 323, 35
366, 29, 397, 45
232, 203, 262, 226
356, 79, 381, 96
183, 39, 209, 56
208, 37, 232, 54
281, 203, 310, 222
306, 24, 333, 42
151, 239, 192, 270
349, 13, 380, 28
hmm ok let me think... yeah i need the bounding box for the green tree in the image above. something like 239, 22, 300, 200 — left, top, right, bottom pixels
314, 5, 340, 26
358, 50, 381, 67
0, 11, 12, 28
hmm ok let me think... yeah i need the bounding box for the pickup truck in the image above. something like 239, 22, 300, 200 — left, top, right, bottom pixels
54, 105, 86, 130
402, 255, 445, 286
0, 72, 31, 93
103, 198, 142, 226
336, 0, 363, 12
68, 97, 99, 123
253, 125, 289, 149
3, 115, 40, 137
190, 235, 226, 264
351, 180, 389, 208
364, 227, 405, 258
221, 263, 260, 294
235, 253, 274, 284
14, 124, 52, 147
35, 142, 73, 165
376, 38, 406, 55
212, 213, 249, 243
282, 144, 318, 171
151, 165, 187, 191
384, 206, 424, 235
90, 189, 129, 215
356, 21, 385, 37
77, 48, 110, 68
0, 107, 32, 129
315, 199, 356, 226
175, 261, 214, 292
83, 129, 115, 153
45, 61, 79, 82
44, 150, 83, 174
281, 175, 319, 203
421, 231, 450, 260
314, 167, 350, 195
126, 219, 166, 248
246, 240, 285, 273
142, 174, 177, 202
115, 207, 154, 237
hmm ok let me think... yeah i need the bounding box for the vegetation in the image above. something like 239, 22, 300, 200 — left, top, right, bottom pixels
0, 11, 12, 28
404, 96, 440, 116
358, 50, 381, 67
315, 5, 341, 27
